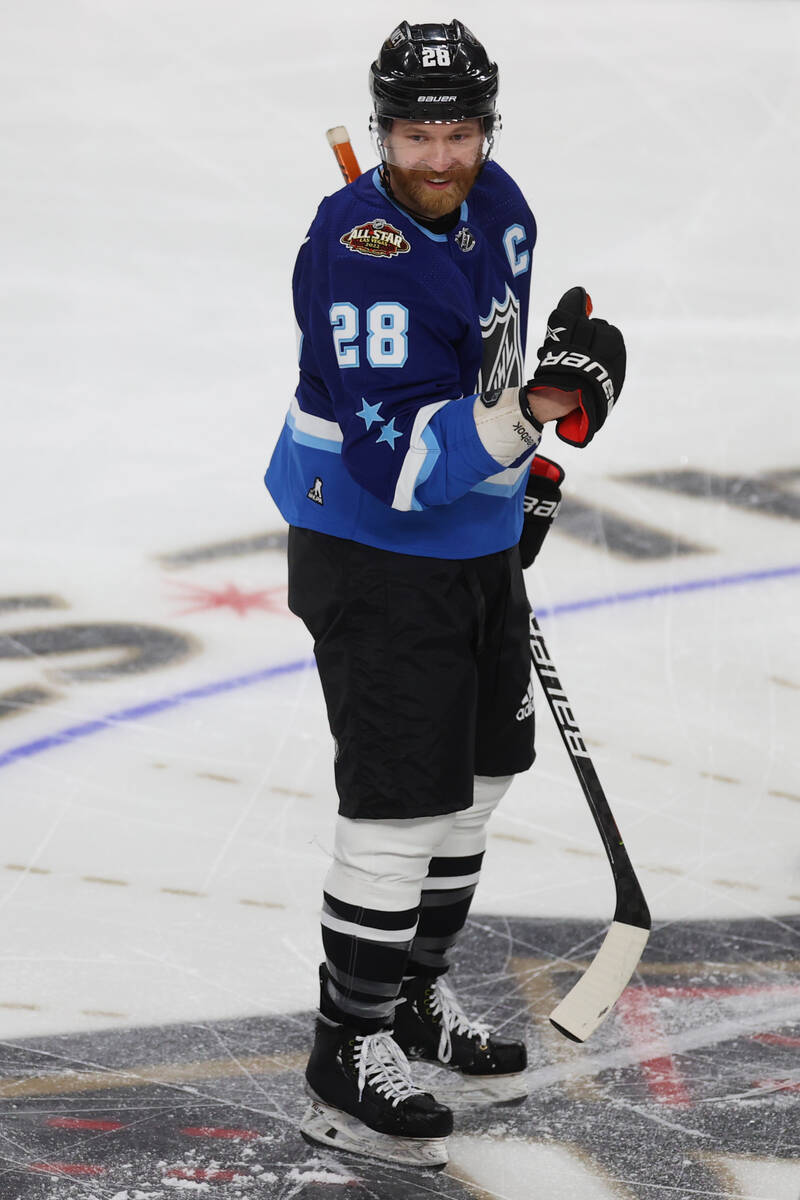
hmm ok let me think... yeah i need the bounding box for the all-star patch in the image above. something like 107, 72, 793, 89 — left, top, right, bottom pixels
455, 226, 476, 253
340, 218, 410, 259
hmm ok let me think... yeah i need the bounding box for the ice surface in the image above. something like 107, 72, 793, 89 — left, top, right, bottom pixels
0, 1, 798, 1195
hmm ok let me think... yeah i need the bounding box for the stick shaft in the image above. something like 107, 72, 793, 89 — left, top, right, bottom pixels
528, 610, 650, 930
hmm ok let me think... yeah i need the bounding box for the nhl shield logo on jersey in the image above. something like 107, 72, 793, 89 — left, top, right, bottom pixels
478, 283, 524, 391
340, 218, 411, 259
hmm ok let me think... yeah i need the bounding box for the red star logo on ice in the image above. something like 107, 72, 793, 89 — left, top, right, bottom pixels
168, 580, 289, 617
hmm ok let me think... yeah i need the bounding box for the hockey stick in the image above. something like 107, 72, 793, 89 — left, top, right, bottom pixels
529, 610, 651, 1041
325, 126, 651, 1041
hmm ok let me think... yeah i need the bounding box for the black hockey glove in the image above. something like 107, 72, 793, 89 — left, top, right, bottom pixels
519, 455, 565, 569
526, 287, 626, 448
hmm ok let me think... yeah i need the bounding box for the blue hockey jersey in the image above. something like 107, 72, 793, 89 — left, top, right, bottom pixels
265, 160, 538, 558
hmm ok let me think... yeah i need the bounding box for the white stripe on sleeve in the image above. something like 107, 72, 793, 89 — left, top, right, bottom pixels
391, 399, 450, 512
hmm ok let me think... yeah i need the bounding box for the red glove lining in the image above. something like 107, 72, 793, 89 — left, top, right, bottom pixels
530, 455, 564, 485
556, 398, 590, 446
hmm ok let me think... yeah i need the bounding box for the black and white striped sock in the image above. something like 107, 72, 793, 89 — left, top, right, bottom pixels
406, 851, 485, 977
320, 892, 419, 1032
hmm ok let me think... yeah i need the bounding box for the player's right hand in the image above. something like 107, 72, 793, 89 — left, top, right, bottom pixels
525, 287, 626, 448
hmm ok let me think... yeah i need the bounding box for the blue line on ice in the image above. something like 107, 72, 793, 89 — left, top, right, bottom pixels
542, 560, 800, 615
1, 561, 797, 771
0, 658, 314, 770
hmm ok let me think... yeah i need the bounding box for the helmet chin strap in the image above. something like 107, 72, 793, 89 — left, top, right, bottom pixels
378, 162, 394, 197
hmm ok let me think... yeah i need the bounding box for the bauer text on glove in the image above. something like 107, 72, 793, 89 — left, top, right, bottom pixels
519, 455, 565, 569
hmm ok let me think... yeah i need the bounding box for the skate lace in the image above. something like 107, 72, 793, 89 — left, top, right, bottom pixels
427, 978, 492, 1065
353, 1031, 425, 1107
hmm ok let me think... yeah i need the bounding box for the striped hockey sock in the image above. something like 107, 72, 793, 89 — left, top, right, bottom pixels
406, 851, 485, 977
320, 892, 419, 1033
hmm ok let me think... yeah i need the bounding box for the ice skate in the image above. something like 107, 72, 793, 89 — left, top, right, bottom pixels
301, 1015, 453, 1167
393, 974, 528, 1108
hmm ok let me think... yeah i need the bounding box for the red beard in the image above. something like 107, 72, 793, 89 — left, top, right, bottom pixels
386, 161, 482, 219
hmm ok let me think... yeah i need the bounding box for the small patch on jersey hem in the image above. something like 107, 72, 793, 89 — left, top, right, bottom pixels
340, 218, 411, 259
307, 477, 324, 505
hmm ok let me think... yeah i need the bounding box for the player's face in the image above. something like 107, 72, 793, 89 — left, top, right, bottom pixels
383, 119, 484, 218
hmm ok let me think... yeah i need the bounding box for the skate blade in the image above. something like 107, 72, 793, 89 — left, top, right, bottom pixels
413, 1063, 529, 1111
301, 1097, 448, 1168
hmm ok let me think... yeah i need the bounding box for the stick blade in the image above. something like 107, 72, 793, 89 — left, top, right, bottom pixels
549, 920, 650, 1043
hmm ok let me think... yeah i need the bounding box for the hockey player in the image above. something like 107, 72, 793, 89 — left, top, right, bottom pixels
265, 19, 626, 1166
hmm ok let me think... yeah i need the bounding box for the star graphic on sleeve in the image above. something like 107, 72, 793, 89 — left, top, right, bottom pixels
376, 418, 401, 450
356, 398, 384, 429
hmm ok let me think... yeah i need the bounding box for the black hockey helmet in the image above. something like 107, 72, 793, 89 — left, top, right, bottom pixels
369, 19, 499, 125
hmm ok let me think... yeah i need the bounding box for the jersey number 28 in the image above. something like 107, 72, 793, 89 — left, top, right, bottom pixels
330, 302, 409, 368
